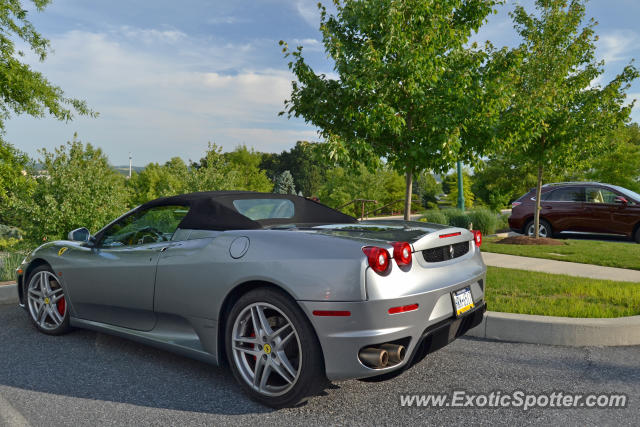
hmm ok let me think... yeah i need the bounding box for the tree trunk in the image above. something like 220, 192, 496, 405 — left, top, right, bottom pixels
404, 171, 413, 221
534, 164, 543, 239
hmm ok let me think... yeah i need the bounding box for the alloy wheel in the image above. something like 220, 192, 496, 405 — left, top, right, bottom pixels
27, 271, 67, 331
527, 223, 549, 238
231, 302, 302, 397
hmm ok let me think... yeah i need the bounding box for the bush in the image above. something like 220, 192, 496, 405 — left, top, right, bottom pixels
0, 224, 21, 239
496, 213, 510, 232
443, 208, 472, 229
467, 208, 499, 235
421, 210, 448, 225
0, 252, 26, 281
0, 238, 20, 251
421, 208, 500, 235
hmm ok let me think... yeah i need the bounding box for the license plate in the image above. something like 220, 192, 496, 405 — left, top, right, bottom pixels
452, 287, 474, 316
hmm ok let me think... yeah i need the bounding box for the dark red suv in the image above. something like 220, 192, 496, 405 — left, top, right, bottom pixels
508, 182, 640, 243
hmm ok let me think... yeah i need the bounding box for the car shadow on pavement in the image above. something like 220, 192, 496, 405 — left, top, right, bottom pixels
0, 305, 281, 415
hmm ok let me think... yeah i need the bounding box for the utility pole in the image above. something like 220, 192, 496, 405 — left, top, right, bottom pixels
456, 160, 465, 211
128, 152, 132, 179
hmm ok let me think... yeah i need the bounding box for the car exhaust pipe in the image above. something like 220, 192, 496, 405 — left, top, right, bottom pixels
359, 347, 389, 368
379, 343, 406, 364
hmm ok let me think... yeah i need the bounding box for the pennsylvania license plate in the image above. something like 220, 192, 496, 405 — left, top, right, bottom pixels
452, 287, 474, 316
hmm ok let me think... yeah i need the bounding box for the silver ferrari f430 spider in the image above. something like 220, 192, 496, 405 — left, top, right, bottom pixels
16, 191, 486, 407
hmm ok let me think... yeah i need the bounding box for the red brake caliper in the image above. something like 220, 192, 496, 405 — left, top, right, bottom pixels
56, 296, 66, 316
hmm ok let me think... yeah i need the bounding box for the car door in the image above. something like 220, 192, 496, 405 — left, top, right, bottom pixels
63, 204, 189, 330
584, 186, 635, 235
539, 186, 585, 232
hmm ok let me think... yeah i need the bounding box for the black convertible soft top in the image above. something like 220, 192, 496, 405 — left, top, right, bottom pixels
139, 191, 357, 231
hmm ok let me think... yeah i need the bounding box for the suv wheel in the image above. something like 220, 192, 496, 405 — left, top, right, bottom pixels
525, 219, 552, 238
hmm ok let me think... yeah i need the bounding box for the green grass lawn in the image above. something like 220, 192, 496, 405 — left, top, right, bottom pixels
482, 237, 640, 270
486, 266, 640, 318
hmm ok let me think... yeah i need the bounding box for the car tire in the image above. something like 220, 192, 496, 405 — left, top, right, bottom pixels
525, 219, 553, 238
225, 288, 326, 408
24, 265, 71, 335
634, 227, 640, 244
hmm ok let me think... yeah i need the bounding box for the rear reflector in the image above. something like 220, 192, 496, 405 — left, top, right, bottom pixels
439, 232, 462, 238
388, 304, 419, 314
313, 310, 351, 317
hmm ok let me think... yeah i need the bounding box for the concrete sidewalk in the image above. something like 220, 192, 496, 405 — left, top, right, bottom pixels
482, 252, 640, 282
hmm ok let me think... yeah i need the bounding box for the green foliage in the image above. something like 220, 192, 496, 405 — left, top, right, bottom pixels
318, 163, 405, 217
274, 170, 296, 194
445, 171, 475, 208
586, 124, 640, 192
1, 251, 27, 281
0, 0, 95, 133
0, 141, 35, 224
443, 209, 472, 230
12, 136, 130, 242
467, 208, 499, 235
414, 172, 441, 209
260, 141, 327, 197
0, 224, 21, 239
127, 157, 190, 206
496, 0, 639, 235
281, 0, 513, 216
420, 210, 447, 225
0, 237, 19, 251
420, 207, 499, 235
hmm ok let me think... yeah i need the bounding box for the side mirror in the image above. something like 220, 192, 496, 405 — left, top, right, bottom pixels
614, 196, 629, 205
68, 227, 91, 242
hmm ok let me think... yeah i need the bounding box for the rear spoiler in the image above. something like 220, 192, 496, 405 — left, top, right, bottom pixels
410, 227, 474, 252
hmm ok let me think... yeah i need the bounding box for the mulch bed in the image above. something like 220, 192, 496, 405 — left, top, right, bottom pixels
494, 236, 565, 246
0, 281, 16, 286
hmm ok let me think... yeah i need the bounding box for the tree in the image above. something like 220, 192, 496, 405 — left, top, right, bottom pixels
317, 163, 406, 218
127, 157, 190, 206
280, 0, 512, 219
414, 172, 441, 209
274, 170, 296, 194
13, 136, 129, 242
259, 141, 327, 197
224, 145, 273, 193
0, 141, 35, 222
499, 0, 639, 237
0, 0, 94, 133
586, 124, 640, 192
446, 171, 475, 208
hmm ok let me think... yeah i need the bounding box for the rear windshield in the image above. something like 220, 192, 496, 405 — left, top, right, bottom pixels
233, 199, 295, 220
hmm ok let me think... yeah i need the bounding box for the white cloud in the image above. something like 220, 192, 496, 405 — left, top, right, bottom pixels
5, 28, 312, 164
597, 30, 639, 64
119, 26, 187, 44
292, 38, 323, 51
207, 15, 250, 25
294, 0, 321, 28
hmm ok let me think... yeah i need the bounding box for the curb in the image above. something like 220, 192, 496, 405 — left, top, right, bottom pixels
466, 310, 640, 346
0, 283, 18, 305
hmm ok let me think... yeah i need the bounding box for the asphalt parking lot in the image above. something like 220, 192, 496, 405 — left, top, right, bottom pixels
0, 304, 638, 426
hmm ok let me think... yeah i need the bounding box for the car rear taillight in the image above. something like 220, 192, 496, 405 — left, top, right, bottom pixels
362, 246, 390, 274
512, 201, 522, 208
391, 241, 412, 266
472, 230, 482, 247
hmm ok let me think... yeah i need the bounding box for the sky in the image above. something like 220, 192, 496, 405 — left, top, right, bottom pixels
4, 0, 640, 166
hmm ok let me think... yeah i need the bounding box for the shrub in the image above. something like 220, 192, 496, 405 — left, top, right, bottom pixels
443, 208, 472, 229
0, 238, 20, 251
420, 210, 448, 225
0, 224, 21, 239
467, 208, 499, 235
0, 252, 26, 281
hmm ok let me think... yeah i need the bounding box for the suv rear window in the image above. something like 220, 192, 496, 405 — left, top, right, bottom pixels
543, 187, 585, 202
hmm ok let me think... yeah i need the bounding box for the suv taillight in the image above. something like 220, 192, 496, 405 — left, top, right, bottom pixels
512, 201, 522, 208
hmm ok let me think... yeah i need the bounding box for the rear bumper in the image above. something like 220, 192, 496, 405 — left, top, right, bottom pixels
298, 272, 486, 381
